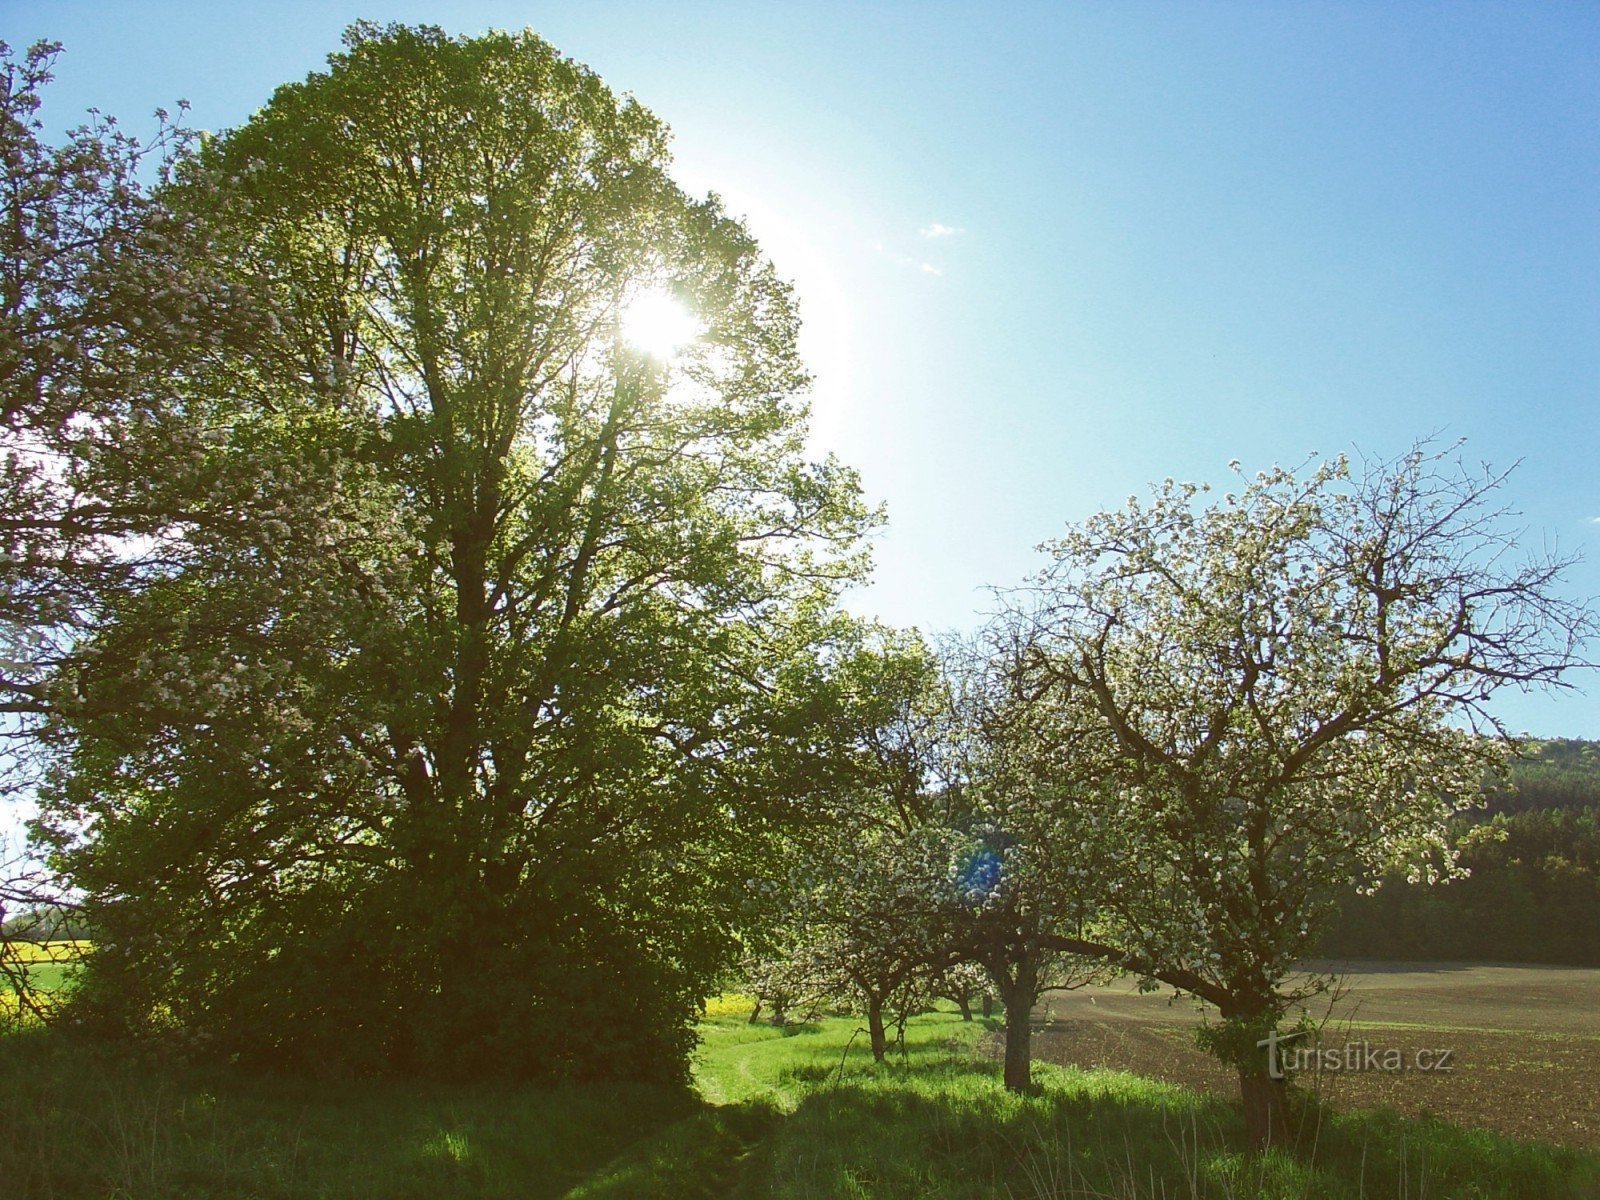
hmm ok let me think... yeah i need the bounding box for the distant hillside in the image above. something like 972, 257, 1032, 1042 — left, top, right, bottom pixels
1484, 738, 1600, 815
1319, 738, 1600, 966
0, 904, 91, 944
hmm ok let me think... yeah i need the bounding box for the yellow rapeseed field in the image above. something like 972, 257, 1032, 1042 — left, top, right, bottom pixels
701, 992, 757, 1019
1, 941, 88, 1024
8, 939, 90, 964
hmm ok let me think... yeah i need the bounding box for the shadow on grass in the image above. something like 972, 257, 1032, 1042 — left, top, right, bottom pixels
0, 1029, 701, 1200
5, 1024, 1597, 1200
736, 1066, 1600, 1200
562, 1101, 781, 1199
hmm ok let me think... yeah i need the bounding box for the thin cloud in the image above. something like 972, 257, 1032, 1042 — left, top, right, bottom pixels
873, 239, 945, 278
919, 222, 964, 239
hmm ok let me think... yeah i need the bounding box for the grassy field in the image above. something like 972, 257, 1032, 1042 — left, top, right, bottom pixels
1, 940, 86, 1021
2, 939, 88, 994
1, 990, 1598, 1198
1031, 961, 1600, 1152
692, 1009, 1600, 1198
0, 1034, 711, 1199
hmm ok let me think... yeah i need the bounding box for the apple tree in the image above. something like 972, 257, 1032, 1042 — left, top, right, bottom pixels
1009, 445, 1594, 1146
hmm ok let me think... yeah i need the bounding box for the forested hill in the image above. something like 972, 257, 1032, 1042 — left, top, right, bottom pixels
1483, 738, 1600, 815
1319, 738, 1600, 966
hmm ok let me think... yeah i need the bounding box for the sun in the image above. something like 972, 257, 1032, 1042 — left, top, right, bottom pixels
619, 287, 701, 359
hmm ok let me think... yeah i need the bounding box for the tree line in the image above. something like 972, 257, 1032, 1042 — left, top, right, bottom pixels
1, 24, 1592, 1154
1320, 741, 1600, 966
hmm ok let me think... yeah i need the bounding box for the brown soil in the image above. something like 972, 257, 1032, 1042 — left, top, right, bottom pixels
1012, 962, 1600, 1151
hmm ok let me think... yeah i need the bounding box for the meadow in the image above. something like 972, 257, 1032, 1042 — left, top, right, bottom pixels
4, 939, 88, 988
2, 965, 1599, 1198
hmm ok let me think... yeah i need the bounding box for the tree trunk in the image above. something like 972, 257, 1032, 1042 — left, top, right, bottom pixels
867, 994, 887, 1063
1239, 1065, 1290, 1150
1001, 988, 1032, 1092
1222, 993, 1292, 1151
747, 1000, 762, 1024
1000, 955, 1038, 1093
956, 991, 972, 1021
981, 992, 993, 1019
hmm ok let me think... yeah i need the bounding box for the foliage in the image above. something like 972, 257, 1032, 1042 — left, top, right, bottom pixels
1486, 738, 1600, 815
743, 632, 973, 1053
751, 632, 1109, 1084
0, 36, 284, 765
757, 823, 966, 1047
35, 24, 877, 1082
1323, 803, 1600, 965
1320, 740, 1600, 964
0, 36, 296, 1025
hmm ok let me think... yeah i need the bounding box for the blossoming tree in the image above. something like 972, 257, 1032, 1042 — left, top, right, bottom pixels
1008, 445, 1594, 1146
0, 38, 305, 1008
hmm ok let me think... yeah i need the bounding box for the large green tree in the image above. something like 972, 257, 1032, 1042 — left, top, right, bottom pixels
40, 24, 875, 1081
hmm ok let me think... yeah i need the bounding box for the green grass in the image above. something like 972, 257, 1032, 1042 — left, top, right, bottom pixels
6, 957, 76, 993
0, 1005, 1595, 1198
695, 1010, 1600, 1198
0, 1034, 700, 1199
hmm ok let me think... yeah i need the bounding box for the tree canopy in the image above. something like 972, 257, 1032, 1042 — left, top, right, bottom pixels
36, 23, 879, 1081
991, 446, 1593, 1144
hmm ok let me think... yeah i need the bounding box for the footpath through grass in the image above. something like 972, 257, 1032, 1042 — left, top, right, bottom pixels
1, 1004, 1597, 1197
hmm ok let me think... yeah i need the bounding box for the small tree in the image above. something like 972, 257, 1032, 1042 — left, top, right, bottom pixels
785, 823, 978, 1062
1011, 445, 1594, 1147
753, 633, 965, 1061
958, 873, 1101, 1094
946, 635, 1139, 1093
0, 39, 274, 740
932, 960, 989, 1021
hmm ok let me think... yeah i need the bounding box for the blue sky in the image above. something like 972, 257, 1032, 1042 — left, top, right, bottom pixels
9, 1, 1599, 736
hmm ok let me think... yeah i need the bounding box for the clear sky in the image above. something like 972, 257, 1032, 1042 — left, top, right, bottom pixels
8, 1, 1599, 737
